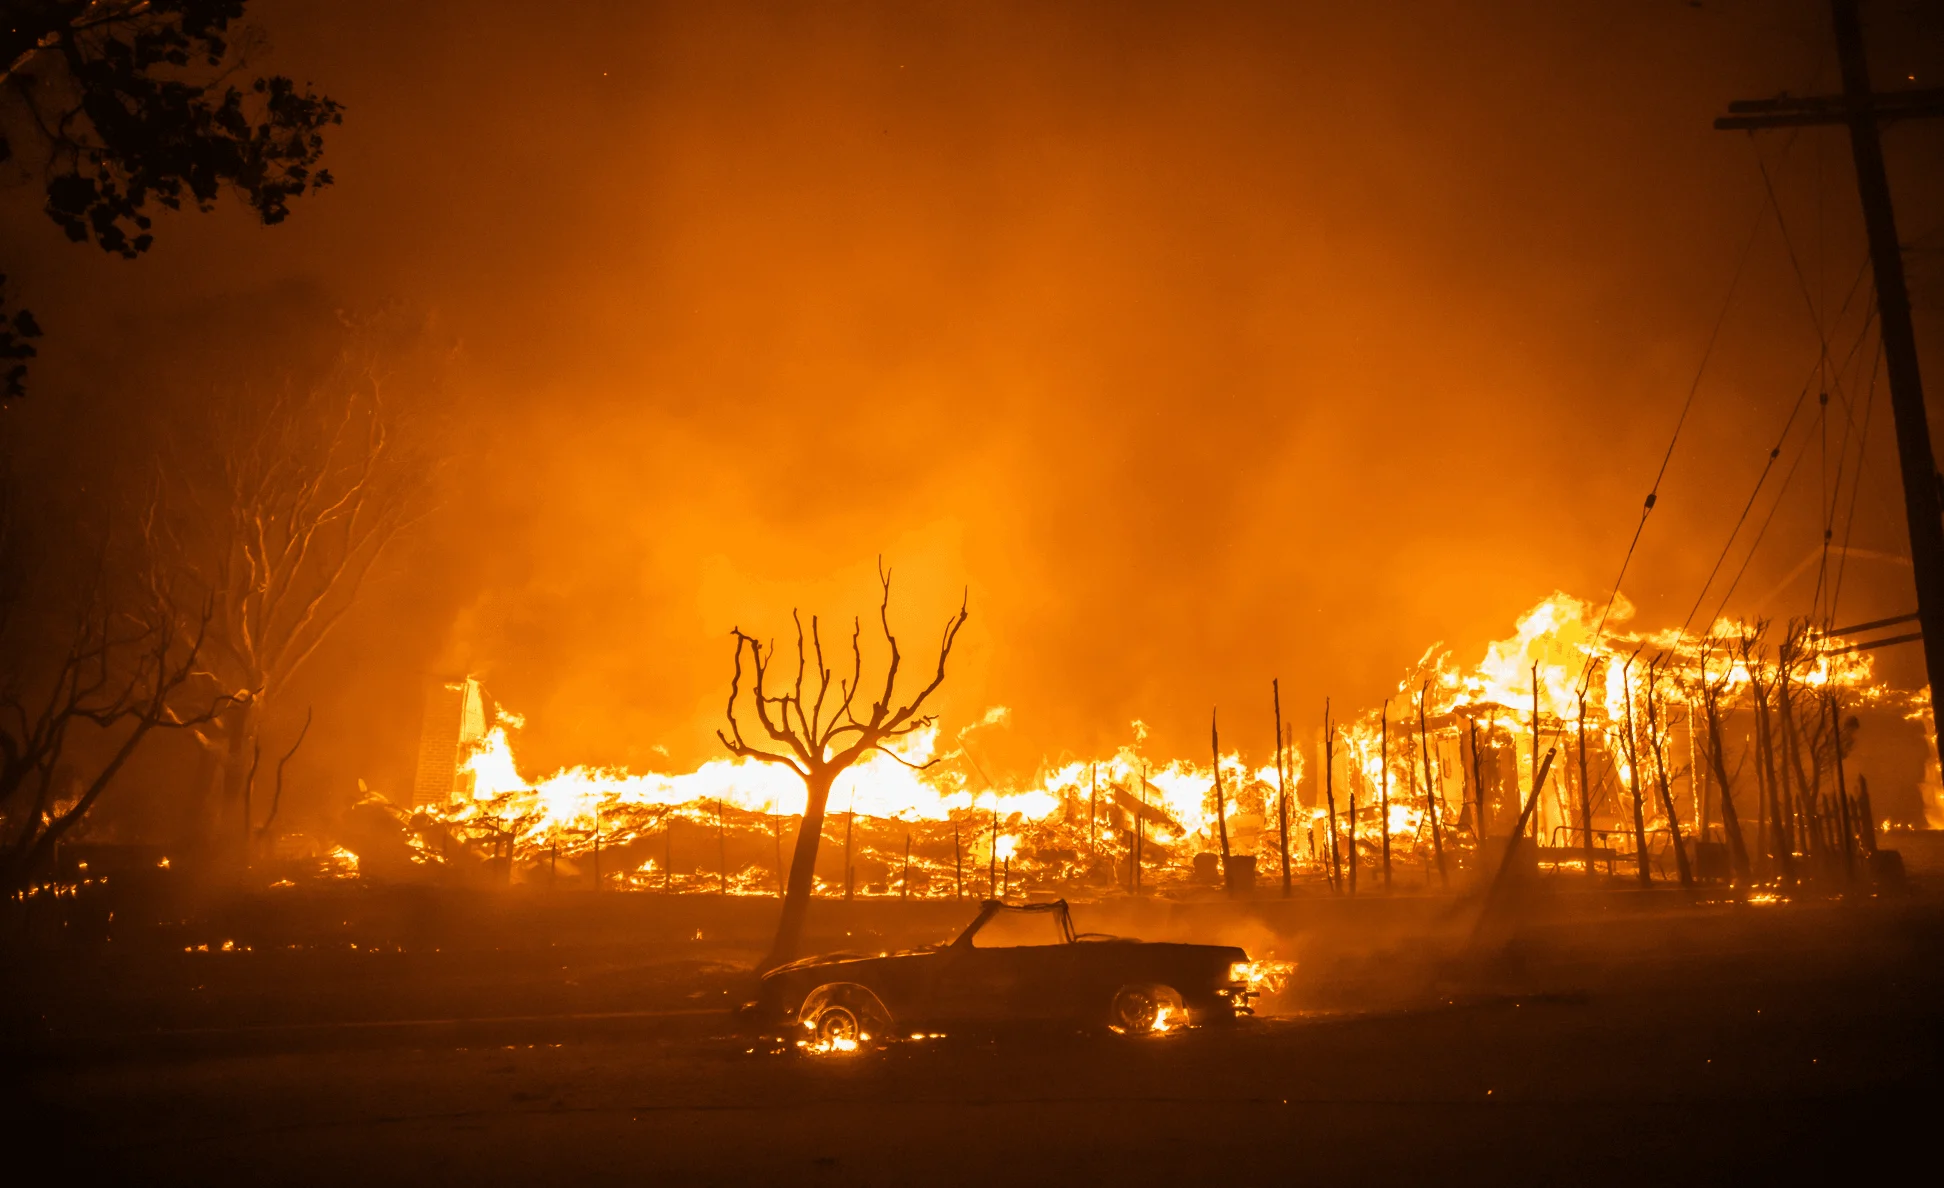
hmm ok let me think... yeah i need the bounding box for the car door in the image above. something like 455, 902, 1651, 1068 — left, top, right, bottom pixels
926, 906, 1070, 1021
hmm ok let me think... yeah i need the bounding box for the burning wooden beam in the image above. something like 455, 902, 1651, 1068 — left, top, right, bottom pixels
1212, 708, 1232, 896
1273, 680, 1291, 897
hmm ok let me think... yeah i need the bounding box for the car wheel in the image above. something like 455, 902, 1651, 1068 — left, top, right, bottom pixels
797, 983, 892, 1053
1109, 982, 1185, 1034
814, 1003, 862, 1048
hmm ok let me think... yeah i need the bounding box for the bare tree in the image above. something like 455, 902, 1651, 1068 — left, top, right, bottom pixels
1643, 656, 1693, 888
1738, 623, 1794, 884
718, 562, 967, 972
149, 340, 429, 859
1697, 639, 1751, 884
0, 578, 231, 890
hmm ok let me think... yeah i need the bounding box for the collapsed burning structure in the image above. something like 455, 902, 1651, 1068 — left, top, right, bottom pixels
359, 592, 1933, 897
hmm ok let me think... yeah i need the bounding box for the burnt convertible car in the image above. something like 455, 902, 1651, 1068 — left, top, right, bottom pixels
756, 899, 1254, 1048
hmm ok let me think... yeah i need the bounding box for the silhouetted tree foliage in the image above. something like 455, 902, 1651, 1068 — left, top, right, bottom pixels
0, 276, 40, 399
0, 1, 342, 396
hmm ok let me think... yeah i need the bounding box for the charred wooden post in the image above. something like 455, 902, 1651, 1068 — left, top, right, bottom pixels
1530, 662, 1542, 839
773, 818, 784, 897
1827, 691, 1856, 881
1577, 684, 1596, 882
1089, 761, 1098, 856
1138, 761, 1150, 894
1212, 708, 1233, 895
990, 808, 999, 897
1347, 748, 1358, 897
718, 798, 729, 895
844, 803, 855, 901
1856, 775, 1879, 855
953, 818, 963, 899
1323, 699, 1342, 894
902, 831, 911, 900
1380, 698, 1392, 891
1274, 680, 1292, 896
1417, 682, 1448, 888
1646, 658, 1693, 888
665, 812, 674, 894
1620, 654, 1652, 886
1468, 713, 1487, 841
593, 807, 602, 891
1475, 745, 1559, 930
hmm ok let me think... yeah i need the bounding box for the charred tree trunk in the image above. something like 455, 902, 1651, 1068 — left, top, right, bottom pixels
726, 568, 968, 972
766, 768, 835, 966
1776, 664, 1808, 860
1702, 680, 1751, 884
1750, 668, 1795, 885
215, 698, 258, 868
1646, 662, 1692, 888
1621, 660, 1652, 886
1417, 683, 1447, 888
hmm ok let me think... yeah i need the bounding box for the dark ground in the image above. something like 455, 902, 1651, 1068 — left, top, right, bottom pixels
5, 855, 1942, 1186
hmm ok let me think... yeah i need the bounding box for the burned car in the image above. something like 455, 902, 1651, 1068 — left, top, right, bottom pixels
756, 899, 1254, 1049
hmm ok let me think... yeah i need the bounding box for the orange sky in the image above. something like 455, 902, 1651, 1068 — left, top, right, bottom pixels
4, 1, 1941, 826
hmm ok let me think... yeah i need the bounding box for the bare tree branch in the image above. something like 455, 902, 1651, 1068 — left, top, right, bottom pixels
724, 563, 971, 971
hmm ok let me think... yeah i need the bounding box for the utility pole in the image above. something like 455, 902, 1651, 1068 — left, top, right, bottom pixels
1718, 0, 1944, 775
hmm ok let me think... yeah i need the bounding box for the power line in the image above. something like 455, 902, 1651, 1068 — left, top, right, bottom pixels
1828, 341, 1886, 622
1574, 186, 1768, 697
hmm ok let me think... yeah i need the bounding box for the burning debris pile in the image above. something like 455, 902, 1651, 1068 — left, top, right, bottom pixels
358, 593, 1931, 895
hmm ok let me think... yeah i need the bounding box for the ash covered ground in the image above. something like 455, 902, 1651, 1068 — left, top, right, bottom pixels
7, 868, 1943, 1186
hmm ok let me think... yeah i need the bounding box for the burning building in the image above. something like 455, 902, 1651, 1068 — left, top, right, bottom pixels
367, 593, 1930, 896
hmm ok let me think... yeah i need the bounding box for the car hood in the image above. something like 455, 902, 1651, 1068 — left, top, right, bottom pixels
763, 946, 939, 980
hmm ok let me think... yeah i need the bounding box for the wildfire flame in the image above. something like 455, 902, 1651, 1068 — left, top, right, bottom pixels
382, 591, 1917, 893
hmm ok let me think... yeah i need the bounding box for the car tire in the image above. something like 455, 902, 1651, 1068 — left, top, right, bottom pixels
1108, 982, 1185, 1035
797, 983, 893, 1052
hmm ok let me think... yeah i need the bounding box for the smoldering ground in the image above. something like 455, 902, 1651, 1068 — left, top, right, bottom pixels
10, 877, 1943, 1186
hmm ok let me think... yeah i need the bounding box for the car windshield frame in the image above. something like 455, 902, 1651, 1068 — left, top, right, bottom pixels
953, 899, 1078, 949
